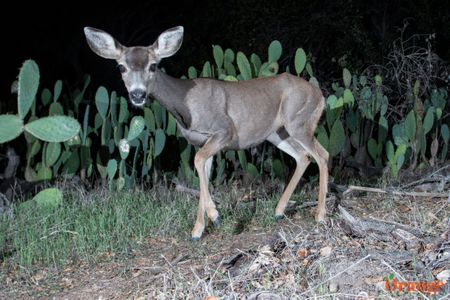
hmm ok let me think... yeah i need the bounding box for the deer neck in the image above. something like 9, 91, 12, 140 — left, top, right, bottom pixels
149, 69, 193, 129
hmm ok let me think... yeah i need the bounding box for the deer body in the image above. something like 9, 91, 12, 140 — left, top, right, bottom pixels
84, 26, 329, 240
154, 70, 322, 149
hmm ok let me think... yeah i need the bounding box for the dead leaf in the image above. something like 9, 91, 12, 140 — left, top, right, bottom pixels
32, 270, 47, 282
203, 296, 219, 300
415, 98, 424, 119
61, 277, 73, 289
425, 211, 438, 221
248, 245, 279, 273
297, 248, 308, 258
364, 276, 383, 285
349, 240, 361, 248
398, 205, 411, 213
320, 246, 332, 257
132, 269, 143, 278
429, 138, 439, 166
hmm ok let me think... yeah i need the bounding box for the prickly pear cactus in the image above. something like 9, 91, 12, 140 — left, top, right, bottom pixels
127, 116, 145, 141
213, 45, 224, 68
18, 60, 40, 119
0, 115, 24, 143
294, 48, 306, 75
44, 142, 62, 167
268, 40, 282, 63
96, 86, 109, 120
25, 116, 80, 142
237, 52, 252, 80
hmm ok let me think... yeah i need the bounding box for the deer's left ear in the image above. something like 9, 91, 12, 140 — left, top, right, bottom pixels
153, 26, 184, 59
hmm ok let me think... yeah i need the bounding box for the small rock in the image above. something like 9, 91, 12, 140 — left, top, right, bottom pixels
203, 297, 218, 300
329, 281, 339, 293
436, 270, 450, 283
356, 291, 370, 300
247, 292, 283, 300
375, 281, 387, 291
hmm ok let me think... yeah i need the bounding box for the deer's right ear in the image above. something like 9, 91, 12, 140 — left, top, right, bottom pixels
84, 27, 124, 60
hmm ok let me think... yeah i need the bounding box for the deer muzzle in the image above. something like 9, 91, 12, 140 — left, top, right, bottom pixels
129, 89, 147, 107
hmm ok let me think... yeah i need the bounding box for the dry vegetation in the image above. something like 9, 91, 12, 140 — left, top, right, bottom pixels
1, 166, 449, 299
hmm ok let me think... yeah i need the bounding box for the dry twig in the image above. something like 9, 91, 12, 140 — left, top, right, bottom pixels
343, 185, 448, 198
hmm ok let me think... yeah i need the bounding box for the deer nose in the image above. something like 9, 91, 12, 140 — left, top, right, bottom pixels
129, 89, 147, 106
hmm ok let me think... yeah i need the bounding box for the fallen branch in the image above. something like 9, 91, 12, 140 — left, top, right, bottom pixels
175, 183, 200, 196
338, 205, 395, 237
162, 253, 188, 270
339, 206, 423, 250
401, 164, 450, 189
343, 185, 449, 198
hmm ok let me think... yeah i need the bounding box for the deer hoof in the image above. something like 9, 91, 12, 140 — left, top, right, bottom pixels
315, 213, 326, 222
213, 216, 221, 228
274, 215, 284, 222
191, 236, 201, 243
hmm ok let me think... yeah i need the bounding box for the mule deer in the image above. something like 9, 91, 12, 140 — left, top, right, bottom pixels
84, 26, 329, 240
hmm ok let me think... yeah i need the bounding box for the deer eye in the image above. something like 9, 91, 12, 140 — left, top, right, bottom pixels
117, 64, 127, 73
149, 63, 157, 72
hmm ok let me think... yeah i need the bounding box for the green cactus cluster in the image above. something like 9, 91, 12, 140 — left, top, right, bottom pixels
0, 60, 81, 181
1, 43, 449, 190
315, 67, 448, 178
0, 60, 80, 145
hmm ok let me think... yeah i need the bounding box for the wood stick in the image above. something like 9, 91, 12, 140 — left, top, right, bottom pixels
343, 185, 449, 198
175, 183, 200, 196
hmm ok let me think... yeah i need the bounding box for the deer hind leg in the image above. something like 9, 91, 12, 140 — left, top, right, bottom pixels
191, 135, 226, 241
312, 138, 329, 221
267, 132, 310, 219
285, 128, 329, 222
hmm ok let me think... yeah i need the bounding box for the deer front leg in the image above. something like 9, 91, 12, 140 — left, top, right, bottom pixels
191, 135, 226, 241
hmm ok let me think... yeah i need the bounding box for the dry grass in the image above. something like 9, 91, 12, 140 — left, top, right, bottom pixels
1, 179, 449, 299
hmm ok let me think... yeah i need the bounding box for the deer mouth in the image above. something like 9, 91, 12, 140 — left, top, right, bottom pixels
130, 97, 146, 107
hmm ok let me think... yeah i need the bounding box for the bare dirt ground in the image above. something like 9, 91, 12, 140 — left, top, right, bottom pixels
1, 186, 450, 299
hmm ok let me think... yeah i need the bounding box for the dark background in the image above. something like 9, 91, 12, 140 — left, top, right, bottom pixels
1, 0, 449, 103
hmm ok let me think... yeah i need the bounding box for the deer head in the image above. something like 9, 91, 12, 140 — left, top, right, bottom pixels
84, 26, 184, 107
